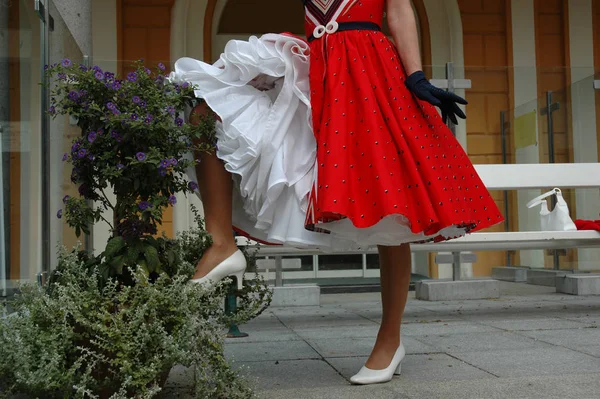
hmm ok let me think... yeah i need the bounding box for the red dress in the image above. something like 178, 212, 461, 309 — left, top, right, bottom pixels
303, 0, 503, 241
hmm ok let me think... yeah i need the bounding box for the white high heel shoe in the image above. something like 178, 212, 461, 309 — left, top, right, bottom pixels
190, 249, 247, 290
349, 341, 405, 385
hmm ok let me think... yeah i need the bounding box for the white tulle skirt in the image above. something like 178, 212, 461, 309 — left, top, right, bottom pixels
169, 34, 465, 249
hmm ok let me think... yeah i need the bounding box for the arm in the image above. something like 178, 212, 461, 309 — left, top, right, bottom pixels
386, 0, 467, 125
386, 0, 421, 75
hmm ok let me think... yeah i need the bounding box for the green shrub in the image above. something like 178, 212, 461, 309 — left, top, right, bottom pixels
0, 218, 271, 398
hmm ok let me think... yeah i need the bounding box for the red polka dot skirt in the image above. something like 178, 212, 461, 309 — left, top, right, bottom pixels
303, 0, 504, 243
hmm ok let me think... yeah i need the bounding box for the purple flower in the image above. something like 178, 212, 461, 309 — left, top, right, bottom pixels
112, 81, 122, 90
158, 168, 167, 177
158, 62, 166, 71
175, 117, 184, 126
182, 82, 190, 89
144, 114, 153, 124
92, 65, 103, 74
136, 152, 146, 161
144, 67, 152, 75
132, 96, 141, 104
67, 91, 79, 101
62, 153, 68, 161
169, 158, 178, 166
160, 159, 170, 168
87, 154, 95, 161
61, 58, 72, 67
97, 128, 104, 136
62, 195, 70, 204
107, 102, 116, 110
140, 101, 147, 108
188, 181, 199, 191
130, 113, 138, 121
71, 142, 80, 153
116, 163, 124, 169
48, 106, 56, 115
77, 149, 87, 159
138, 201, 151, 210
57, 73, 66, 80
104, 72, 115, 80
79, 64, 88, 72
127, 72, 138, 82
168, 195, 177, 205
95, 71, 104, 80
167, 106, 175, 115
57, 209, 63, 219
88, 131, 97, 143
112, 108, 121, 115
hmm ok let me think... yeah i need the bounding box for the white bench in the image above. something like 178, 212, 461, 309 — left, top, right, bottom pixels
246, 163, 600, 287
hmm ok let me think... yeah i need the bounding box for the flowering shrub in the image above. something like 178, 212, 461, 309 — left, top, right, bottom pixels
1, 60, 275, 398
0, 217, 271, 399
46, 60, 216, 281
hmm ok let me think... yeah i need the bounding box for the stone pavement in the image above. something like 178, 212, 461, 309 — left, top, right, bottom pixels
165, 281, 600, 398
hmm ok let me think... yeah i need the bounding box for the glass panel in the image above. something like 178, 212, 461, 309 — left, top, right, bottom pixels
0, 0, 44, 297
317, 254, 363, 271
47, 0, 84, 271
366, 254, 380, 270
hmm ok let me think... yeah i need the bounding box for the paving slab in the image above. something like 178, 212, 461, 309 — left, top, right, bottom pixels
475, 317, 592, 331
258, 386, 404, 399
520, 327, 600, 348
224, 340, 320, 362
306, 336, 436, 358
326, 353, 493, 382
415, 330, 551, 353
450, 347, 600, 377
401, 320, 499, 336
224, 327, 301, 344
234, 359, 347, 390
386, 373, 600, 399
292, 324, 381, 340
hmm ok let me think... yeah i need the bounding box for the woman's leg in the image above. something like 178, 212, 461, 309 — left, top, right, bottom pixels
364, 244, 412, 369
188, 103, 238, 280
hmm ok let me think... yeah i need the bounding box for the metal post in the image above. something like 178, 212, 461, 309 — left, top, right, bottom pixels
446, 62, 456, 136
0, 125, 6, 297
500, 110, 512, 266
224, 287, 248, 338
541, 91, 561, 270
36, 0, 51, 279
0, 5, 9, 297
83, 55, 93, 254
275, 256, 283, 287
452, 252, 461, 281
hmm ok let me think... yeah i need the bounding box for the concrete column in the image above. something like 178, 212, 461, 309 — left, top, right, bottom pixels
511, 0, 544, 268
568, 0, 600, 271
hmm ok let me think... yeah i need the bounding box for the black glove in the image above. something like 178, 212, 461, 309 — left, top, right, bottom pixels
405, 70, 467, 125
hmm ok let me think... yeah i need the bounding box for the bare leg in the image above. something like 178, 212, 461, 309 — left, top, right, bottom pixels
189, 103, 238, 280
364, 244, 412, 370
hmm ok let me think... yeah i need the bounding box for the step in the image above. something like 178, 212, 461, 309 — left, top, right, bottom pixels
415, 279, 500, 301
527, 269, 574, 287
556, 274, 600, 296
492, 266, 529, 282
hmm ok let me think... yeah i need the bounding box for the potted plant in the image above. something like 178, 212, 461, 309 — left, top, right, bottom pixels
0, 60, 271, 398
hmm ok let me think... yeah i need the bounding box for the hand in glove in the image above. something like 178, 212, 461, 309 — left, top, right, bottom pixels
405, 70, 468, 125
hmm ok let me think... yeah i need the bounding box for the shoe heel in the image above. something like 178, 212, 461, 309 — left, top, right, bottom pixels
232, 271, 244, 290
394, 363, 402, 375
